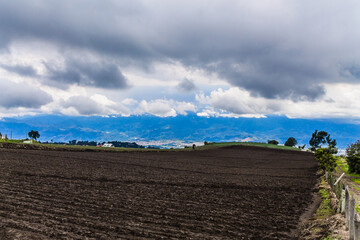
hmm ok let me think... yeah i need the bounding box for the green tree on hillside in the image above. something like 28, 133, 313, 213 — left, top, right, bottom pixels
309, 130, 336, 151
310, 130, 338, 172
284, 137, 297, 147
28, 130, 40, 140
267, 140, 279, 145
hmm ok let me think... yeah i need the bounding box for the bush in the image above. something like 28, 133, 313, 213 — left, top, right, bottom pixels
314, 148, 337, 172
267, 140, 279, 145
347, 155, 360, 174
346, 140, 360, 174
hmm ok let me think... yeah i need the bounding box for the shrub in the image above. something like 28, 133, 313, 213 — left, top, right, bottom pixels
346, 140, 360, 174
267, 140, 279, 145
347, 155, 360, 174
314, 148, 337, 172
298, 144, 306, 149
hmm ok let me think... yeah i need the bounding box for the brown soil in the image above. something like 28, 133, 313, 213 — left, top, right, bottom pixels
0, 145, 318, 239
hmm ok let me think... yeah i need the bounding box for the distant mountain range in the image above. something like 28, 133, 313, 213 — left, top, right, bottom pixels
0, 114, 359, 149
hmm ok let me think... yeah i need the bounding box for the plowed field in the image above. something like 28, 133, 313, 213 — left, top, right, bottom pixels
0, 145, 318, 239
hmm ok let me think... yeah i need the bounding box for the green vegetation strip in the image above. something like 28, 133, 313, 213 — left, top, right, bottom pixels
314, 177, 335, 219
0, 139, 25, 144
306, 176, 338, 239
322, 237, 341, 240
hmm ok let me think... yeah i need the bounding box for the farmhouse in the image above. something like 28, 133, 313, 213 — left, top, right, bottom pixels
102, 143, 114, 148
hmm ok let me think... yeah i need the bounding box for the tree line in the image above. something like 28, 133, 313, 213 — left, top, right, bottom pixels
308, 130, 360, 175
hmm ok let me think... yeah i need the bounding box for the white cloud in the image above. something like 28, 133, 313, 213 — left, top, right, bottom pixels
59, 95, 130, 116
174, 101, 196, 115
196, 107, 266, 118
90, 94, 116, 106
137, 99, 196, 117
138, 100, 177, 117
122, 98, 138, 106
196, 84, 360, 119
196, 88, 279, 115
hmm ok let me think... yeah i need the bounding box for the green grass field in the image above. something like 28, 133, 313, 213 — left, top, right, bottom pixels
0, 139, 301, 152
0, 139, 26, 144
335, 156, 360, 178
200, 142, 301, 151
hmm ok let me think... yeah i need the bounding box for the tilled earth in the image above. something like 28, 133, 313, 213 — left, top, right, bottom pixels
0, 145, 318, 239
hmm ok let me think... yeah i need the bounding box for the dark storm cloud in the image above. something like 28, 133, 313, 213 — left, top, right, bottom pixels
177, 78, 196, 92
0, 1, 359, 100
0, 1, 150, 57
44, 59, 129, 89
0, 80, 52, 109
342, 66, 360, 80
1, 64, 38, 77
211, 58, 328, 100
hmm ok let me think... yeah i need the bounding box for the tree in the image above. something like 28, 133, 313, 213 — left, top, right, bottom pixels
309, 130, 337, 151
346, 140, 360, 174
267, 140, 279, 145
28, 130, 40, 140
284, 137, 297, 147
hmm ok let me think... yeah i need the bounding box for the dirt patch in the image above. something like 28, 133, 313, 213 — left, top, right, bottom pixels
0, 145, 318, 239
0, 225, 11, 240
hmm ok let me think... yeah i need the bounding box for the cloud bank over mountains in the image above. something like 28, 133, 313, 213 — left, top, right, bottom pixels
0, 80, 52, 109
0, 0, 360, 119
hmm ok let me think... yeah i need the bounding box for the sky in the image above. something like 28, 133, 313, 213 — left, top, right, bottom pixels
1, 0, 360, 121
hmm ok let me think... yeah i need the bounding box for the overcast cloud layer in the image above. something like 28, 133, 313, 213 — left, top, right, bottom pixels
0, 0, 360, 119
